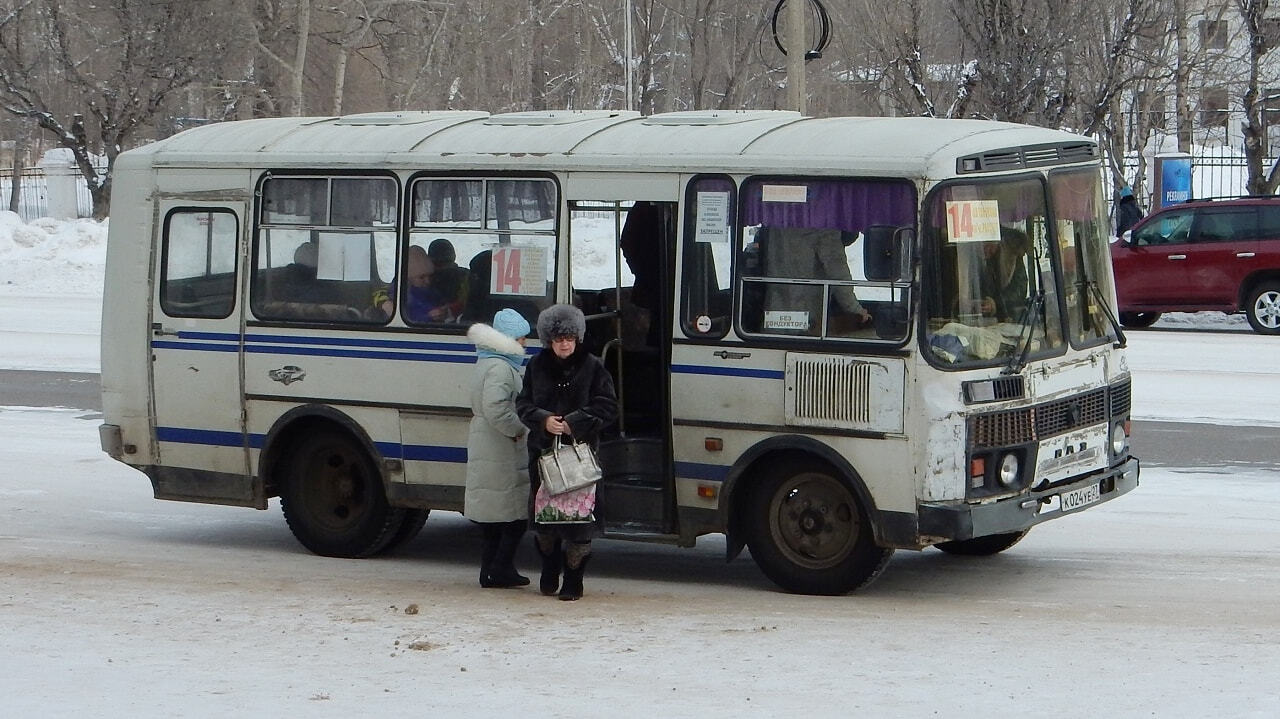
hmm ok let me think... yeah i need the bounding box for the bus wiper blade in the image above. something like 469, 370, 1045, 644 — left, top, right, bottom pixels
1087, 280, 1127, 349
1002, 290, 1045, 376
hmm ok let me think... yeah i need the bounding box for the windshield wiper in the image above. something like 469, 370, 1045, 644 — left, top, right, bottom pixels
1002, 290, 1045, 375
1086, 280, 1127, 349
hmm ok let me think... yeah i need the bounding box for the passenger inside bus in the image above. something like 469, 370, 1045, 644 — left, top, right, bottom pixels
754, 226, 874, 336
427, 238, 470, 320
375, 245, 452, 322
978, 227, 1031, 322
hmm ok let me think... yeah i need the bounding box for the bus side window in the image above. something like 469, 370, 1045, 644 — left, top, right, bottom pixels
160, 209, 238, 319
680, 176, 734, 338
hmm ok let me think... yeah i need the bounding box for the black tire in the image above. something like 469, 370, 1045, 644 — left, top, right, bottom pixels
376, 509, 430, 555
746, 459, 892, 595
1118, 311, 1161, 329
279, 429, 405, 558
934, 530, 1028, 556
1245, 282, 1280, 335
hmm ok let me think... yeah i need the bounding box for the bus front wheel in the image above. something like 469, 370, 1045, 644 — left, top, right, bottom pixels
934, 530, 1029, 556
746, 460, 893, 595
280, 429, 405, 558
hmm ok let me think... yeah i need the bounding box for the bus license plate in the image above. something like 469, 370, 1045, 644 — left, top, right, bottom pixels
1061, 483, 1101, 511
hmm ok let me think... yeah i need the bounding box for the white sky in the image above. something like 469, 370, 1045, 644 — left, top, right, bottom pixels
2, 212, 1279, 716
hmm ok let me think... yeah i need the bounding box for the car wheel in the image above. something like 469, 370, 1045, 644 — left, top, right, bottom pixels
1119, 311, 1161, 328
1245, 282, 1280, 335
934, 530, 1029, 556
746, 459, 893, 595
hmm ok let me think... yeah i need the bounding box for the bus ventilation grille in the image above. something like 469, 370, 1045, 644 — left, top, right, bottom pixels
786, 356, 871, 427
1109, 378, 1132, 417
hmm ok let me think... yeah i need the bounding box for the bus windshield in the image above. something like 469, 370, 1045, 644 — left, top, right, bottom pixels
921, 175, 1065, 367
1049, 167, 1120, 347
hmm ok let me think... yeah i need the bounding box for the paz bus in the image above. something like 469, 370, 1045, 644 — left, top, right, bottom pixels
98, 109, 1138, 595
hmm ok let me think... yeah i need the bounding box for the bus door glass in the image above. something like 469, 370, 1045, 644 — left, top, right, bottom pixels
151, 202, 250, 497
567, 189, 678, 535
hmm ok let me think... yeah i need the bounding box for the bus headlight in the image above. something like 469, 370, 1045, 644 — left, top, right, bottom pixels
1111, 422, 1129, 456
998, 453, 1020, 488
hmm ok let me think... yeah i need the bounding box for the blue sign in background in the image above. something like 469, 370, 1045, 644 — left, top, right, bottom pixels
1156, 154, 1192, 208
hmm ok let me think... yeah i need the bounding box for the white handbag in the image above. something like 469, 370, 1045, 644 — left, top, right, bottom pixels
537, 436, 603, 496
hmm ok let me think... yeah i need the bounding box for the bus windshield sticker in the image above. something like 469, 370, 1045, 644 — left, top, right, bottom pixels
761, 185, 808, 203
945, 200, 1001, 243
764, 310, 809, 330
490, 245, 548, 296
695, 192, 731, 243
316, 233, 372, 281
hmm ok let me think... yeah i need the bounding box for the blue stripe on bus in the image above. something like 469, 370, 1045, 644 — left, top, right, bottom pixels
153, 340, 240, 352
156, 426, 258, 447
155, 426, 467, 463
674, 461, 730, 481
670, 364, 784, 380
242, 344, 475, 363
245, 333, 467, 352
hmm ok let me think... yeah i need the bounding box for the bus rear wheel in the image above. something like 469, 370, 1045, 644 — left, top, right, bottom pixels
280, 429, 405, 558
934, 530, 1028, 556
746, 460, 892, 595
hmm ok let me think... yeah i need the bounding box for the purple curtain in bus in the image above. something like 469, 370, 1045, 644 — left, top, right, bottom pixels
741, 179, 916, 231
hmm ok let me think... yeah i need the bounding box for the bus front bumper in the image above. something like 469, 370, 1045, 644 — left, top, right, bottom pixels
916, 457, 1140, 543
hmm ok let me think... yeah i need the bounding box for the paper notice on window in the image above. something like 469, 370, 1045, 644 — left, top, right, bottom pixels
490, 245, 548, 296
945, 200, 1001, 243
316, 233, 372, 281
762, 185, 808, 203
695, 192, 731, 243
763, 310, 809, 331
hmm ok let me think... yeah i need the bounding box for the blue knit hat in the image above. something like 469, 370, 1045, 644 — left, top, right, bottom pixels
492, 308, 530, 339
1119, 186, 1133, 198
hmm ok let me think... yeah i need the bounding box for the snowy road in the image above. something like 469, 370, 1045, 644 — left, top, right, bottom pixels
1, 408, 1278, 717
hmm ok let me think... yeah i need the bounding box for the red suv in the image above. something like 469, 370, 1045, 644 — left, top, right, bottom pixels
1110, 196, 1280, 334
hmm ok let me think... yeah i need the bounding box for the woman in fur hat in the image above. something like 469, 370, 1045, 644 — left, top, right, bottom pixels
464, 308, 532, 588
516, 304, 618, 600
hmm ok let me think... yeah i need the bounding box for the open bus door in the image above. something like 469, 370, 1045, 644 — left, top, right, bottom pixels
148, 201, 256, 506
567, 196, 678, 538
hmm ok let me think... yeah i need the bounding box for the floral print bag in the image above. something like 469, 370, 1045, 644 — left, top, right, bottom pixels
533, 481, 596, 524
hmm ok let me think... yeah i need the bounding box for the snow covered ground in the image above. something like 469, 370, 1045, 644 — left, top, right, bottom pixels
2, 213, 1279, 717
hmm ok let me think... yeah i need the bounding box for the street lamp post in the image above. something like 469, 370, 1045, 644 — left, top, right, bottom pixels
625, 0, 634, 112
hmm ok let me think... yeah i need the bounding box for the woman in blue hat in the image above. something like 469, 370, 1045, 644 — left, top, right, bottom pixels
463, 308, 533, 588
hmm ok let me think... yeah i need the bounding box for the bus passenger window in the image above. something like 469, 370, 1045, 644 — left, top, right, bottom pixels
406, 176, 557, 329
160, 209, 238, 319
252, 174, 398, 324
736, 177, 916, 342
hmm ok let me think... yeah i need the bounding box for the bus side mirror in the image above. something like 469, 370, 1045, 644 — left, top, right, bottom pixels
863, 225, 913, 281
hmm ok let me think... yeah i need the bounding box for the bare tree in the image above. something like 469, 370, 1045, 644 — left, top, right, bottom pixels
0, 0, 231, 218
1236, 0, 1280, 194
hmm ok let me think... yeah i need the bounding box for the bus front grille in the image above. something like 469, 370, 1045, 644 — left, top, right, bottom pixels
969, 385, 1117, 450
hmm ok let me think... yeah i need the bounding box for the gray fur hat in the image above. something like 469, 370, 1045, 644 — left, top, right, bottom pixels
536, 303, 586, 341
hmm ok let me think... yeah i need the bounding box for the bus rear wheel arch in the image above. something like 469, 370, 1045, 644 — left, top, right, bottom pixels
279, 427, 407, 558
745, 458, 893, 595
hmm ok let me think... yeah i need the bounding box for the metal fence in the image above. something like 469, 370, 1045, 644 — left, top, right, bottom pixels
0, 167, 97, 220
1, 150, 1273, 223
1115, 146, 1266, 202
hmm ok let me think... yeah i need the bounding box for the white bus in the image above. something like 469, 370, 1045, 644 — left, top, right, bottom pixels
99, 109, 1138, 595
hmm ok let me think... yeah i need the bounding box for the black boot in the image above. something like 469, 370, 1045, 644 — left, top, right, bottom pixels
478, 523, 501, 588
534, 534, 562, 596
486, 520, 529, 588
558, 542, 591, 601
